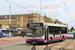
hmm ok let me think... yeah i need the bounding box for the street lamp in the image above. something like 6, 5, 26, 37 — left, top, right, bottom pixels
9, 4, 11, 38
37, 11, 38, 22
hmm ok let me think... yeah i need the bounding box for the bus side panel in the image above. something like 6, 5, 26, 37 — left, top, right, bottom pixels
52, 37, 62, 42
61, 34, 68, 39
63, 34, 68, 39
52, 35, 62, 42
47, 35, 53, 43
51, 34, 68, 42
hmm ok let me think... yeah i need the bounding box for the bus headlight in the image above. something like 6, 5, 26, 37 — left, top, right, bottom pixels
40, 39, 45, 41
26, 39, 31, 41
26, 39, 28, 41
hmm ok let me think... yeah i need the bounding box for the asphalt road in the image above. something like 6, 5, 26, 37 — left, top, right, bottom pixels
1, 39, 74, 50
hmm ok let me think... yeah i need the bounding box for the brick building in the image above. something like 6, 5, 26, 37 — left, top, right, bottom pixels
0, 14, 45, 30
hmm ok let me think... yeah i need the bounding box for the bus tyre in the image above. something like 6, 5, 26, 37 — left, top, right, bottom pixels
73, 36, 75, 39
62, 36, 65, 41
50, 38, 52, 44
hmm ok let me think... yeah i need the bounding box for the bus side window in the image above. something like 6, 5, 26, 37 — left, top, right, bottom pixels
59, 31, 61, 34
52, 32, 54, 34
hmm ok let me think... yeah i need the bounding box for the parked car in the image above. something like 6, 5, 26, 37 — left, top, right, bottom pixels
0, 31, 3, 37
68, 32, 75, 39
5, 34, 10, 37
3, 33, 6, 37
72, 32, 75, 38
2, 29, 11, 37
3, 33, 9, 37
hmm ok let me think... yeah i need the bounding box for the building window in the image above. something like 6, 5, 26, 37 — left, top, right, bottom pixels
31, 20, 33, 22
23, 24, 25, 27
27, 17, 29, 22
11, 24, 13, 27
18, 24, 19, 27
7, 19, 9, 23
11, 19, 13, 22
23, 19, 25, 22
12, 24, 13, 26
18, 18, 20, 22
28, 21, 29, 23
3, 20, 5, 22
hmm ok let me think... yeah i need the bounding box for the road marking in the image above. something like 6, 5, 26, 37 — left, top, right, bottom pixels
64, 40, 75, 50
51, 40, 73, 50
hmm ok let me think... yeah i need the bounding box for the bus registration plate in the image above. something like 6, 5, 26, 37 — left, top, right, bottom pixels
32, 42, 36, 43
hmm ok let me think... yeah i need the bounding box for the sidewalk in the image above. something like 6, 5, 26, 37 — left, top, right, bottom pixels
0, 36, 25, 41
0, 36, 26, 45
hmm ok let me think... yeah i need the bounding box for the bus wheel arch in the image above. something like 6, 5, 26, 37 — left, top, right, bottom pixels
50, 37, 52, 43
62, 36, 65, 41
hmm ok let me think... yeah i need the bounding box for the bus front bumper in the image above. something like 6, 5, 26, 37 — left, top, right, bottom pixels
26, 41, 45, 43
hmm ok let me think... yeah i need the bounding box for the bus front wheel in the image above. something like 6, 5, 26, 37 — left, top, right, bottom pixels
62, 36, 65, 41
50, 37, 52, 44
73, 36, 75, 39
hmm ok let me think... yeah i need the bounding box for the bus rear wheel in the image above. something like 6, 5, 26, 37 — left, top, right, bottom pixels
62, 36, 65, 41
73, 36, 75, 39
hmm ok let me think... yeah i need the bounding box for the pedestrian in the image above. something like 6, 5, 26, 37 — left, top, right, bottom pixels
18, 31, 21, 36
21, 31, 24, 38
17, 33, 18, 36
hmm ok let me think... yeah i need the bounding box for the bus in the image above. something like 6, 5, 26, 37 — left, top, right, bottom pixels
26, 22, 68, 43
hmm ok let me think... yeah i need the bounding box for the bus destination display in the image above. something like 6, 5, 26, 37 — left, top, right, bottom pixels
29, 24, 40, 27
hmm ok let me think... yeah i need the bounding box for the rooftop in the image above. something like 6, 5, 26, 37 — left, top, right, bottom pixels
0, 14, 33, 19
0, 14, 43, 19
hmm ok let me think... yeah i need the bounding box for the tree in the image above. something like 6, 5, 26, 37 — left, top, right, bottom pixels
45, 17, 53, 23
30, 13, 34, 14
70, 27, 74, 32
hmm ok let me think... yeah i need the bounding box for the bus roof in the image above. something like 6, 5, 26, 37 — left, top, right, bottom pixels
43, 22, 67, 27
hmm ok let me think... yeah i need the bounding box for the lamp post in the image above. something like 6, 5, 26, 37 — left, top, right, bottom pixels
5, 16, 8, 29
37, 11, 38, 22
9, 4, 11, 38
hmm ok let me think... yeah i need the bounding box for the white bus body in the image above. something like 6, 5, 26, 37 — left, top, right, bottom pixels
26, 22, 68, 43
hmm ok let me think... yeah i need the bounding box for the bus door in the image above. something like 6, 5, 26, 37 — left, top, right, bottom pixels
45, 27, 48, 41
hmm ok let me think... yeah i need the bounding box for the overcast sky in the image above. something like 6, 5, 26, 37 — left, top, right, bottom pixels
0, 0, 75, 29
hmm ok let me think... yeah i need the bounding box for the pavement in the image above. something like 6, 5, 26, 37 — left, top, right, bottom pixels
0, 36, 24, 41
0, 41, 27, 49
2, 41, 32, 50
0, 36, 26, 45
